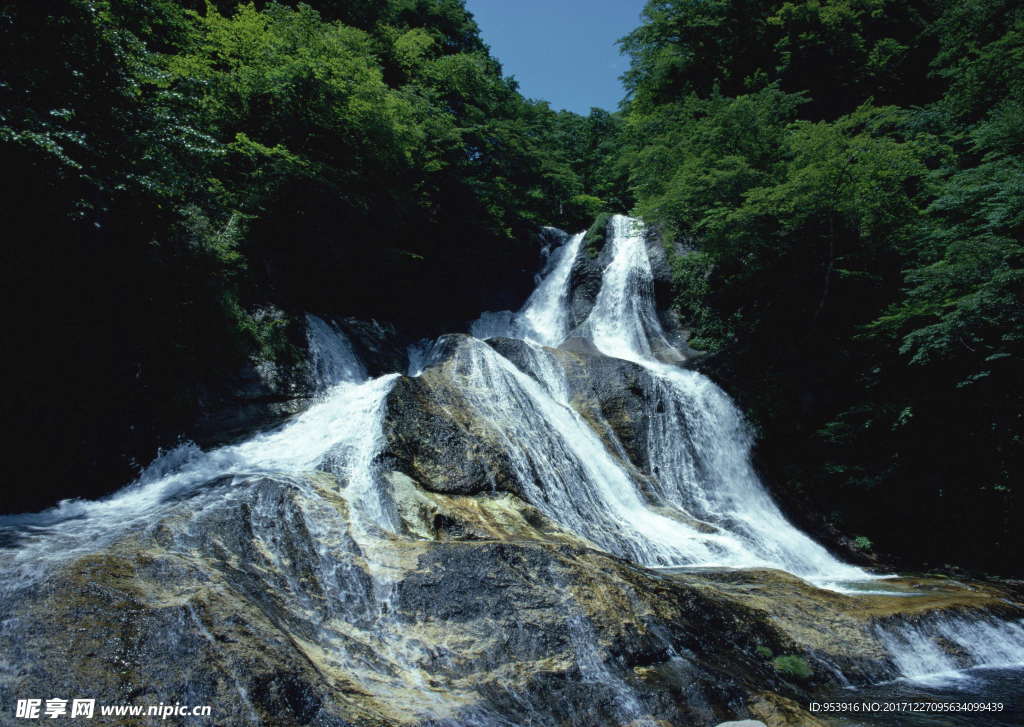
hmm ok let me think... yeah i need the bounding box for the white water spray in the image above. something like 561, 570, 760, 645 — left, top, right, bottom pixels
306, 313, 368, 387
876, 613, 1024, 685
471, 230, 584, 346
0, 318, 397, 589
470, 215, 871, 585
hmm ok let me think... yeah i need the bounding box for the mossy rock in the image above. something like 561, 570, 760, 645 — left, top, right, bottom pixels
771, 655, 813, 681
583, 211, 612, 258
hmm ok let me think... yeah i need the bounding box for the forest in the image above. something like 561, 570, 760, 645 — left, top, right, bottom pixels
3, 0, 624, 511
3, 0, 1022, 575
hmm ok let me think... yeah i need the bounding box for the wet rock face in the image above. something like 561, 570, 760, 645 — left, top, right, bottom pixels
644, 225, 703, 358
486, 337, 657, 475
557, 349, 655, 470
2, 507, 347, 727
336, 317, 414, 378
392, 542, 771, 727
190, 360, 315, 448
643, 224, 683, 314
566, 246, 605, 328
0, 472, 803, 727
381, 367, 521, 497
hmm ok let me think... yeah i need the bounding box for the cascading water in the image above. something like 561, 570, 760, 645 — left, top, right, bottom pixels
4, 216, 1023, 724
518, 215, 1023, 692
469, 214, 870, 586
470, 229, 584, 346
428, 336, 779, 568
306, 313, 368, 387
0, 316, 496, 724
0, 317, 398, 589
578, 215, 676, 360
876, 613, 1024, 684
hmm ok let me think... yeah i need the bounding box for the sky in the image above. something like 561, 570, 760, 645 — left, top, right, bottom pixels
463, 0, 648, 115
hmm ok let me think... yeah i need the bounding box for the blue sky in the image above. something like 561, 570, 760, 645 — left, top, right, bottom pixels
464, 0, 648, 115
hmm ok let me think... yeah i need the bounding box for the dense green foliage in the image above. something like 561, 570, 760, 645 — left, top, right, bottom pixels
1, 0, 624, 510
619, 0, 1023, 573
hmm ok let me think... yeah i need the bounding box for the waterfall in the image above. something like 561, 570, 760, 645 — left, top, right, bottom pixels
579, 215, 674, 361
0, 315, 503, 725
464, 216, 1024, 692
876, 613, 1024, 684
5, 215, 1022, 719
469, 215, 871, 586
470, 230, 584, 346
306, 313, 368, 388
0, 317, 398, 591
431, 337, 782, 567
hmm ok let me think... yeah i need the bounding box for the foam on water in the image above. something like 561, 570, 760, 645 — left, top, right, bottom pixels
876, 613, 1024, 685
0, 318, 397, 590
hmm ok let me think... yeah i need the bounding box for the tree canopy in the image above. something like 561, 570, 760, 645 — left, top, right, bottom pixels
1, 0, 626, 510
